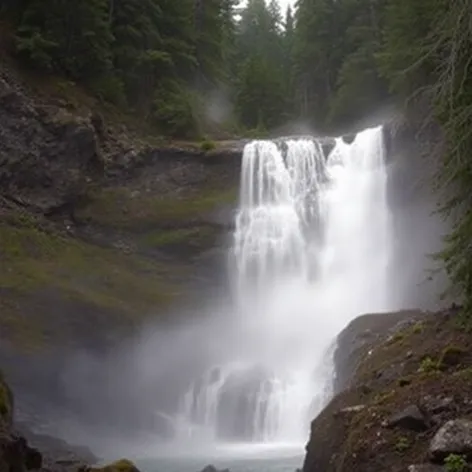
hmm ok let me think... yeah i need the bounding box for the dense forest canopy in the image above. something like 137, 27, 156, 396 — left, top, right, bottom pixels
2, 0, 472, 320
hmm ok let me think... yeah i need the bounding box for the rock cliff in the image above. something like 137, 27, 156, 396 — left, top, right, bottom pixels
302, 305, 472, 472
0, 61, 242, 434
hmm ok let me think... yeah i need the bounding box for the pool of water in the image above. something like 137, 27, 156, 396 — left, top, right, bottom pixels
134, 443, 304, 472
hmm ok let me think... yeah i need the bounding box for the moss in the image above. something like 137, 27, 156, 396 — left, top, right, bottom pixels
418, 356, 439, 373
0, 222, 181, 348
374, 389, 395, 405
76, 186, 237, 230
387, 331, 405, 345
452, 366, 472, 380
411, 322, 424, 334
394, 436, 410, 453
141, 225, 218, 248
200, 139, 216, 152
91, 459, 139, 472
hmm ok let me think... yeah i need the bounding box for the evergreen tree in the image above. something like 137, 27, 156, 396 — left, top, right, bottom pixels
16, 0, 113, 81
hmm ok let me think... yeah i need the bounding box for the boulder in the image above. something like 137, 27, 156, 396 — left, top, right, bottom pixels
407, 465, 444, 472
386, 405, 429, 432
332, 310, 427, 395
199, 466, 230, 472
430, 419, 472, 462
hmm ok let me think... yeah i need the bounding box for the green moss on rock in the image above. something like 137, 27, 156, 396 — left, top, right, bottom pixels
90, 459, 140, 472
76, 186, 237, 230
0, 220, 181, 349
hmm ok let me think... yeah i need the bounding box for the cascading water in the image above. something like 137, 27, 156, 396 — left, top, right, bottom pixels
177, 126, 391, 446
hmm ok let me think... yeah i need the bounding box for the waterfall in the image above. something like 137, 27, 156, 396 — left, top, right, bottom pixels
176, 126, 391, 445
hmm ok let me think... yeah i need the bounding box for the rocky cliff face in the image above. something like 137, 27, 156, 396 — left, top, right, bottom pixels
0, 62, 242, 435
302, 305, 472, 472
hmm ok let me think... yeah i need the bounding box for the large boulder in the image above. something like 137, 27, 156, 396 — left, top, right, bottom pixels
332, 310, 427, 394
430, 419, 472, 462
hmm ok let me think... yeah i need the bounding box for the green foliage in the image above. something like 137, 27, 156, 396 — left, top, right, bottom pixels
200, 139, 216, 152
16, 0, 113, 80
394, 435, 410, 453
152, 81, 200, 138
418, 356, 439, 374
444, 454, 468, 472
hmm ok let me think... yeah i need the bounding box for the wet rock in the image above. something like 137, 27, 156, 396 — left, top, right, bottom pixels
341, 133, 356, 144
1, 434, 43, 472
430, 419, 472, 461
199, 465, 230, 472
386, 405, 429, 432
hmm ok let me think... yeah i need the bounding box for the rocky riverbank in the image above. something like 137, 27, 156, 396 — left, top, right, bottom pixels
303, 305, 472, 472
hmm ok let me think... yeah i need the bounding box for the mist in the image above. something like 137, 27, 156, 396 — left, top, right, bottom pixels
18, 124, 450, 463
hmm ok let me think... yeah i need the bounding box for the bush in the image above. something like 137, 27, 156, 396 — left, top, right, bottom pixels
445, 454, 468, 472
15, 30, 57, 70
200, 139, 216, 152
394, 436, 410, 453
418, 356, 439, 373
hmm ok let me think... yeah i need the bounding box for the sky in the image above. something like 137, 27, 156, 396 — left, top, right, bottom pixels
239, 0, 296, 13
277, 0, 295, 12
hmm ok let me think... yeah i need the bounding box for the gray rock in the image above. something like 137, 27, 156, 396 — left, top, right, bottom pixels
335, 405, 366, 417
430, 419, 472, 461
387, 405, 429, 432
200, 466, 229, 472
430, 397, 455, 415
408, 465, 444, 472
332, 310, 428, 394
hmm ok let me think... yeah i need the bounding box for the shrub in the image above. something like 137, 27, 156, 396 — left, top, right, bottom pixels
445, 453, 468, 472
418, 356, 439, 373
200, 139, 216, 152
395, 436, 410, 453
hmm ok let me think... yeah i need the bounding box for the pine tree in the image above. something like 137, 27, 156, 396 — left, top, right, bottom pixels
16, 0, 113, 80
